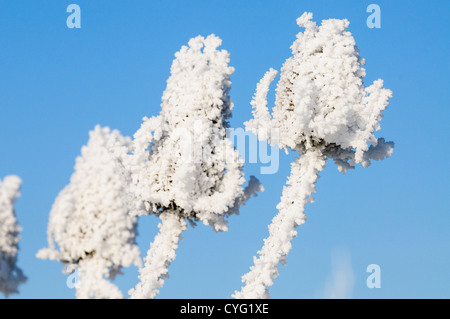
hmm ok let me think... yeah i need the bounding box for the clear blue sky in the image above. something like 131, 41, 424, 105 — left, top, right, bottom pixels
1, 0, 449, 299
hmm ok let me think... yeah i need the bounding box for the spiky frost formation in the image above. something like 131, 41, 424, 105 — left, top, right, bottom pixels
246, 12, 392, 167
0, 175, 26, 297
37, 126, 141, 299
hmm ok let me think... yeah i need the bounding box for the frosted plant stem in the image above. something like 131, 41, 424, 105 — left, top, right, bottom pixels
76, 258, 124, 299
234, 148, 326, 299
129, 212, 187, 299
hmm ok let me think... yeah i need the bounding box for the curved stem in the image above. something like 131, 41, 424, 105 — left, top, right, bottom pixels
234, 148, 326, 299
129, 212, 187, 299
245, 68, 278, 141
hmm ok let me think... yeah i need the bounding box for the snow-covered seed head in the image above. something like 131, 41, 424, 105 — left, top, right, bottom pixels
37, 126, 141, 298
0, 175, 26, 297
131, 35, 253, 232
246, 12, 393, 167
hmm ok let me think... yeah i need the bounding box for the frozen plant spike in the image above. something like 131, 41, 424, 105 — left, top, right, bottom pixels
128, 35, 262, 299
37, 126, 141, 299
0, 175, 26, 297
235, 12, 393, 299
246, 12, 392, 158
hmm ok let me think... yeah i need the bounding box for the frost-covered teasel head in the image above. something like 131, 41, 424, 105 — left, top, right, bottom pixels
0, 175, 26, 297
131, 35, 258, 232
37, 126, 141, 299
246, 12, 393, 167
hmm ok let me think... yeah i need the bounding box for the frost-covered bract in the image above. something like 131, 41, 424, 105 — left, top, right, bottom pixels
129, 35, 262, 299
235, 12, 393, 299
0, 175, 26, 297
37, 126, 141, 299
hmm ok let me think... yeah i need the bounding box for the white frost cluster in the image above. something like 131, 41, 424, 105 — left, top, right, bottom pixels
235, 12, 393, 299
37, 126, 141, 299
0, 175, 26, 297
246, 12, 393, 167
130, 35, 249, 231
129, 35, 262, 299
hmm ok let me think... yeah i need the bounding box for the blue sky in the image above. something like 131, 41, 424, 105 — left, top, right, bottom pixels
1, 0, 449, 299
